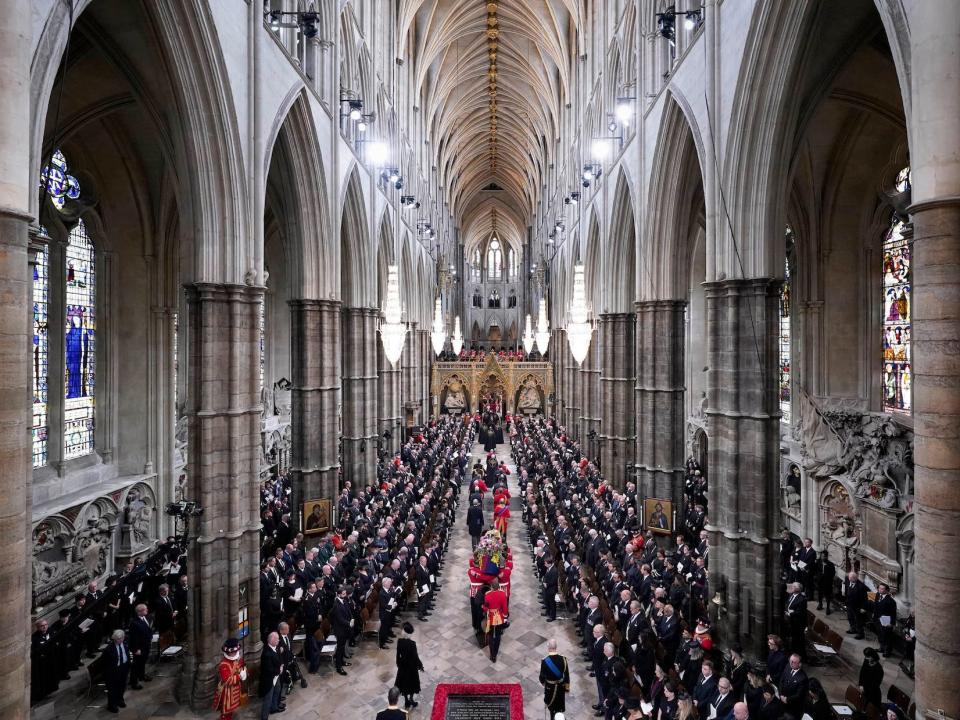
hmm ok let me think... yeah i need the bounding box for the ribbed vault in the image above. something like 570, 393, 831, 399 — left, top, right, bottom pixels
400, 0, 582, 255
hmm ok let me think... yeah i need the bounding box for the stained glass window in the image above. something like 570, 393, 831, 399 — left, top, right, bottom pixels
882, 169, 911, 413
40, 149, 80, 211
32, 240, 49, 466
64, 219, 96, 459
779, 227, 794, 424
487, 239, 502, 281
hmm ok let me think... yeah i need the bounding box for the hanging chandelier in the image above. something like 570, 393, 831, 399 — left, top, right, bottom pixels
535, 298, 550, 355
431, 296, 447, 356
380, 265, 406, 366
522, 314, 535, 354
452, 315, 464, 356
567, 264, 592, 365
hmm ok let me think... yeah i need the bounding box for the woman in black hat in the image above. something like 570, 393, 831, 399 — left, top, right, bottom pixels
395, 622, 425, 709
859, 647, 884, 709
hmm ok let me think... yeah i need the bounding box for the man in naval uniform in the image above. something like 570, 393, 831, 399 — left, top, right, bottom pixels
538, 638, 570, 720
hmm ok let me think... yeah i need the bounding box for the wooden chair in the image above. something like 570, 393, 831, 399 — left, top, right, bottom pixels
887, 685, 911, 712
844, 684, 864, 712
362, 607, 381, 638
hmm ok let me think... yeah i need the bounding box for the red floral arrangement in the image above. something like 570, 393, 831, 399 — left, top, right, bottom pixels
430, 683, 524, 720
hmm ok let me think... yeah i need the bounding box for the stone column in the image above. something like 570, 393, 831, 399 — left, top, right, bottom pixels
634, 301, 686, 505
377, 325, 402, 454
0, 0, 33, 714
183, 284, 264, 706
911, 2, 960, 714
341, 307, 378, 486
401, 323, 418, 433
599, 313, 636, 488
418, 329, 431, 420
579, 338, 601, 457
703, 279, 779, 656
289, 299, 341, 520
563, 332, 581, 437
550, 328, 563, 420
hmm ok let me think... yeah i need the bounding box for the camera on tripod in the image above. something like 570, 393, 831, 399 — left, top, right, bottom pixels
165, 500, 204, 517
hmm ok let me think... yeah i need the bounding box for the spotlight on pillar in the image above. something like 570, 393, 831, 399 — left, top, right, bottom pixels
349, 101, 363, 121
298, 12, 319, 39
366, 141, 389, 167
431, 297, 447, 356
379, 265, 406, 367
451, 316, 464, 356
615, 98, 635, 125
522, 314, 535, 355
535, 298, 551, 355
567, 264, 592, 365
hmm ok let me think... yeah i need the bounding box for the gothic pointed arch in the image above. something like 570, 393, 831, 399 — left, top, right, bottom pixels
340, 168, 372, 308
264, 89, 330, 300
644, 94, 706, 301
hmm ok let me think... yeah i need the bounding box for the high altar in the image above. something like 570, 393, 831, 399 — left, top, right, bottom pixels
431, 355, 553, 417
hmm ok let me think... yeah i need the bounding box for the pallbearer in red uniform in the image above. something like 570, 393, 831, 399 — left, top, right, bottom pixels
213, 637, 247, 720
482, 578, 509, 662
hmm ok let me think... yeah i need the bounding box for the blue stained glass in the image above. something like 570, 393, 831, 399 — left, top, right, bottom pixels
33, 242, 49, 466
64, 218, 96, 459
40, 149, 81, 210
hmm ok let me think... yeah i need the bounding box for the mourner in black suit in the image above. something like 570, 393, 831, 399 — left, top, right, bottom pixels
101, 630, 132, 713
815, 555, 836, 614
127, 604, 153, 688
784, 582, 808, 659
331, 587, 353, 675
542, 556, 559, 621
845, 571, 868, 639
259, 632, 284, 720
466, 499, 485, 549
873, 583, 897, 656
778, 654, 809, 718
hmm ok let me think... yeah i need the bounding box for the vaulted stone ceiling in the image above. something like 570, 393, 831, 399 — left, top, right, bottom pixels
399, 0, 582, 255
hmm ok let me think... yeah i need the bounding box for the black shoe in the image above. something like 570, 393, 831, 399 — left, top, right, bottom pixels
379, 644, 387, 649
593, 704, 604, 710
336, 668, 348, 676
546, 618, 556, 622
491, 656, 497, 663
826, 609, 832, 615
301, 679, 308, 688
107, 707, 119, 714
846, 629, 857, 635
118, 701, 127, 708
855, 634, 865, 640
278, 704, 287, 711
343, 662, 352, 667
589, 672, 596, 677
348, 641, 357, 647
412, 701, 419, 708
131, 683, 144, 690
143, 674, 153, 682
816, 604, 823, 610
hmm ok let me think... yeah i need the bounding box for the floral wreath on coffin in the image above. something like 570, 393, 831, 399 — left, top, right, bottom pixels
474, 529, 507, 575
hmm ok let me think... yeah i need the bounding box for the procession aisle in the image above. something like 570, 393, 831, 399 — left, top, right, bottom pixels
254, 440, 588, 720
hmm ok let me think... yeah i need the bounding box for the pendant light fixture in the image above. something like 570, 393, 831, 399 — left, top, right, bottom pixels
522, 314, 535, 354
535, 298, 550, 355
567, 264, 592, 365
431, 296, 447, 356
452, 315, 464, 356
380, 265, 406, 366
